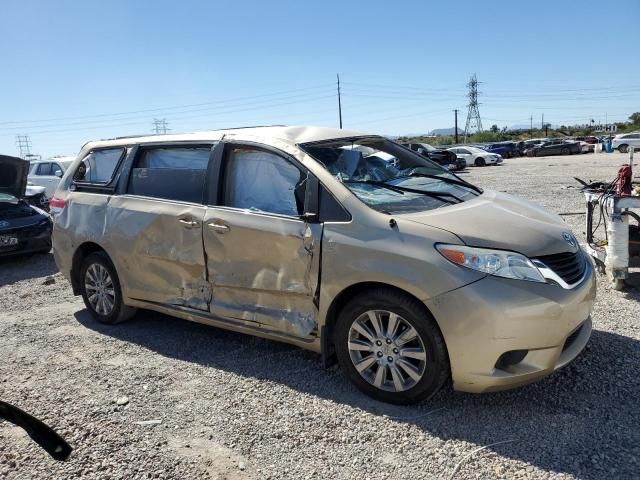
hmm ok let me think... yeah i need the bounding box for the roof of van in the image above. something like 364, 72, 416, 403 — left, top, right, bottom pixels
83, 125, 374, 150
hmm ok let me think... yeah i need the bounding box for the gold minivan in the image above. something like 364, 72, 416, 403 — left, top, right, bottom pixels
51, 126, 595, 404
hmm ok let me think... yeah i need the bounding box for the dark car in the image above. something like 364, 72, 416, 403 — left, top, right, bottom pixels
526, 140, 581, 157
485, 142, 519, 158
0, 155, 53, 257
402, 142, 463, 170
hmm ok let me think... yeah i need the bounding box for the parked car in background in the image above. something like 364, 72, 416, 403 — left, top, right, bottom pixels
0, 155, 53, 257
24, 184, 49, 210
527, 139, 581, 157
578, 141, 595, 154
402, 143, 462, 170
611, 132, 640, 153
28, 156, 75, 197
484, 142, 519, 158
447, 146, 501, 167
51, 126, 594, 404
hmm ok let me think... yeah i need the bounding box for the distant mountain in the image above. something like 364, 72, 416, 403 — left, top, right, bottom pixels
429, 127, 463, 136
509, 124, 559, 131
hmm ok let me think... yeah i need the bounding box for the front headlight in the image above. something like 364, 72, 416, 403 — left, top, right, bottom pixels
436, 244, 546, 283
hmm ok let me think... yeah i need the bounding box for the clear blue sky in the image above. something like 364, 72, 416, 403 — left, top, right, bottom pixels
1, 0, 638, 158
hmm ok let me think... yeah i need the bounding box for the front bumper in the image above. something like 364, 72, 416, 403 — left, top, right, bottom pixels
424, 262, 596, 393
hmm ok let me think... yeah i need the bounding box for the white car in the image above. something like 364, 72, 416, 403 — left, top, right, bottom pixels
28, 157, 75, 197
611, 132, 640, 153
447, 146, 501, 167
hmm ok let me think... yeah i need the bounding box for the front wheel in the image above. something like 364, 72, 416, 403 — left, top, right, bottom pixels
80, 252, 136, 324
475, 157, 486, 167
334, 288, 449, 404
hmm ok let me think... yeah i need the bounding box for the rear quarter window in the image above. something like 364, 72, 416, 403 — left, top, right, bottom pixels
74, 148, 125, 184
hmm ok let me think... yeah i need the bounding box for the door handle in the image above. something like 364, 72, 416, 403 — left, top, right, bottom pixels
179, 218, 200, 229
207, 221, 230, 233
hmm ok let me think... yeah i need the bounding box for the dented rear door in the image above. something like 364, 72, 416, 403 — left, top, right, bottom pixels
107, 144, 214, 310
203, 142, 321, 337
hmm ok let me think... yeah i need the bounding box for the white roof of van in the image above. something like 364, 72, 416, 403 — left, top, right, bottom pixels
84, 125, 374, 150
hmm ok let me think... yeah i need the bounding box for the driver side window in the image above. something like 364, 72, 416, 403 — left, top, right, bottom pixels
223, 147, 305, 217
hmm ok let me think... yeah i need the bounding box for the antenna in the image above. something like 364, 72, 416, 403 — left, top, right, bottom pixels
15, 135, 32, 159
463, 74, 483, 142
152, 118, 170, 135
337, 74, 343, 129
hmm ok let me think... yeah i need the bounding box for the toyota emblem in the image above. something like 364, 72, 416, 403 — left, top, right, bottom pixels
562, 232, 576, 248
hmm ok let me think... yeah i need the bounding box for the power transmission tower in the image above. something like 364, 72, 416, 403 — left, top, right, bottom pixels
463, 74, 483, 142
152, 118, 170, 134
15, 135, 32, 159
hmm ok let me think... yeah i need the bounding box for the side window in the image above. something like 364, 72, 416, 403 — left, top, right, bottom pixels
36, 163, 52, 175
51, 163, 63, 176
459, 149, 469, 155
223, 147, 305, 217
74, 148, 125, 184
128, 147, 210, 203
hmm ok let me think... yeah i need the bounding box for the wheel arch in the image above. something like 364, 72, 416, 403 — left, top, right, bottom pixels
70, 241, 111, 295
320, 281, 448, 368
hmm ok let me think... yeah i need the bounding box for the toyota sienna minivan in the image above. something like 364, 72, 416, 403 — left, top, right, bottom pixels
51, 126, 595, 404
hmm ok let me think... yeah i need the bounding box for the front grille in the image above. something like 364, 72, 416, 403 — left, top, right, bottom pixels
535, 251, 586, 285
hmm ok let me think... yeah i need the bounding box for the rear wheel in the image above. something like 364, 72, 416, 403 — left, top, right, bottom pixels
80, 252, 136, 324
475, 157, 486, 167
334, 288, 449, 404
561, 147, 570, 155
619, 144, 628, 153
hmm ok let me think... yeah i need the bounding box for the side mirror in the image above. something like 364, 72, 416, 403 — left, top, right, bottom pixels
54, 170, 63, 178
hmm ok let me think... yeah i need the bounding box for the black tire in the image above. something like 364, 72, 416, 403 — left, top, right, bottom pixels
561, 147, 570, 155
475, 157, 486, 167
334, 288, 449, 405
619, 144, 628, 153
80, 251, 136, 324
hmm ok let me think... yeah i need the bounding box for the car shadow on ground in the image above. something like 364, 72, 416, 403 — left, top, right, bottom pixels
0, 252, 57, 287
75, 309, 638, 479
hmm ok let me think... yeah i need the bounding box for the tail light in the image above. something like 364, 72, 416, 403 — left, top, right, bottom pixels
49, 196, 66, 216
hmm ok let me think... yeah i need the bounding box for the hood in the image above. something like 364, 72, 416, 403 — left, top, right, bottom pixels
0, 155, 29, 199
401, 190, 578, 257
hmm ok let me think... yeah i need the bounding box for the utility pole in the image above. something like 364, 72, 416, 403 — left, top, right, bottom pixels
152, 118, 169, 135
453, 109, 459, 144
15, 135, 32, 159
541, 113, 544, 130
463, 74, 483, 142
529, 116, 533, 138
337, 73, 343, 129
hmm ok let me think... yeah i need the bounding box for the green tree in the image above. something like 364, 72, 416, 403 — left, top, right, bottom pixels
490, 124, 499, 133
629, 112, 640, 125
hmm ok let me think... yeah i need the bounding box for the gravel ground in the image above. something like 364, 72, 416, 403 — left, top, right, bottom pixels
1, 151, 639, 480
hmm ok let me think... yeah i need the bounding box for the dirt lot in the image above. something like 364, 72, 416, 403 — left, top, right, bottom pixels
1, 152, 639, 480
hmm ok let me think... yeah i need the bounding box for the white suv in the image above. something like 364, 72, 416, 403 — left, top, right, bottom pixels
28, 157, 75, 197
611, 132, 640, 153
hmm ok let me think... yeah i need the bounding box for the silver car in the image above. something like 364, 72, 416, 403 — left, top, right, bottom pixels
51, 126, 595, 404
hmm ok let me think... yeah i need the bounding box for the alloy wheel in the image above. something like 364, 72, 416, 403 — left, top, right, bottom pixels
348, 310, 427, 392
84, 263, 115, 316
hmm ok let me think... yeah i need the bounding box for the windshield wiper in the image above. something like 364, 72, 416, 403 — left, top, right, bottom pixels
397, 172, 483, 194
343, 180, 462, 204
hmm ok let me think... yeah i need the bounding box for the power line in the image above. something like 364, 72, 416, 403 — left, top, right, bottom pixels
0, 84, 335, 127
463, 74, 483, 142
